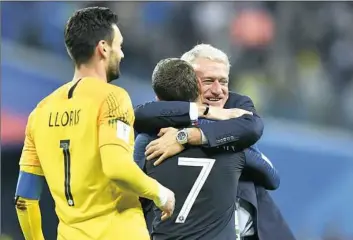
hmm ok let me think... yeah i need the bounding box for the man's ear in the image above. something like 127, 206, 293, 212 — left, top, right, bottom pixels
97, 40, 108, 59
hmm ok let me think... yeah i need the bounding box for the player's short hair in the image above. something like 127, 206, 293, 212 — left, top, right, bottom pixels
64, 7, 118, 66
152, 58, 200, 102
181, 44, 231, 70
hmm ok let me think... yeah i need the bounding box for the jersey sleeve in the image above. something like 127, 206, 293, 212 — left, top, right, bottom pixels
98, 89, 135, 150
16, 197, 45, 240
98, 88, 162, 202
19, 110, 44, 176
16, 110, 45, 240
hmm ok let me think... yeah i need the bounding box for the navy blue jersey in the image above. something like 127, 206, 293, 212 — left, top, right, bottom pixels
145, 146, 245, 240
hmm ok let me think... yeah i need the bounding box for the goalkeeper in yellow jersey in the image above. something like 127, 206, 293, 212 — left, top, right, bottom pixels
14, 6, 175, 240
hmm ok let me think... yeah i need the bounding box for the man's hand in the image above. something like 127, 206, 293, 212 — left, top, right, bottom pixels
145, 127, 185, 166
227, 108, 253, 118
206, 107, 253, 121
154, 184, 175, 221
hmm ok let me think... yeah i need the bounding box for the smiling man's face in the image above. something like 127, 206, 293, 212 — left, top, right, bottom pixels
193, 58, 229, 108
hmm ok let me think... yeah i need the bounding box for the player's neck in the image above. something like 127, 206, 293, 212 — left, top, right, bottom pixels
72, 63, 107, 83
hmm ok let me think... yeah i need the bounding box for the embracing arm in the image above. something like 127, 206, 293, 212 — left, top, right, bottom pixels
198, 95, 264, 151
190, 119, 278, 189
243, 145, 280, 190
134, 101, 196, 133
193, 118, 278, 189
135, 97, 263, 151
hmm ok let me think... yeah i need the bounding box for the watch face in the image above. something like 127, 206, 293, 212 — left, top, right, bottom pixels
177, 131, 187, 141
177, 130, 188, 144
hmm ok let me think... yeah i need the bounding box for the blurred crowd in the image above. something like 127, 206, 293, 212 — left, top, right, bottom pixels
2, 1, 353, 130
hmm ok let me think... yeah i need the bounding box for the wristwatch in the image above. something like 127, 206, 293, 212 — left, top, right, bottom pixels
176, 128, 189, 145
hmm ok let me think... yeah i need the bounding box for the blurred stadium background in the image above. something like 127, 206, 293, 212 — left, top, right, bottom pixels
1, 1, 353, 240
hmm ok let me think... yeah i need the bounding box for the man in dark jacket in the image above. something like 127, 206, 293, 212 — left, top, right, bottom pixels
134, 44, 296, 240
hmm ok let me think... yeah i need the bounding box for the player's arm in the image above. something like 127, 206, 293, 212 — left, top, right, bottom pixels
15, 110, 45, 240
243, 145, 280, 190
134, 97, 263, 151
99, 90, 173, 210
134, 101, 193, 134
193, 119, 279, 190
193, 95, 263, 151
133, 133, 155, 170
134, 133, 157, 233
192, 119, 279, 190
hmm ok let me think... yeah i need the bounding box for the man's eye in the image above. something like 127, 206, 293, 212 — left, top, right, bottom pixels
219, 79, 229, 85
203, 79, 213, 84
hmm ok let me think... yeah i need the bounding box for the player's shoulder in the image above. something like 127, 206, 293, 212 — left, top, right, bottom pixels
26, 83, 70, 124
34, 83, 71, 110
228, 92, 252, 101
176, 146, 209, 159
97, 85, 133, 119
92, 80, 134, 122
226, 92, 253, 107
104, 84, 130, 100
85, 78, 131, 103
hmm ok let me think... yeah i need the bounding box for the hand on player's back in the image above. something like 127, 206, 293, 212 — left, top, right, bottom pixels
145, 127, 185, 166
206, 107, 253, 120
154, 184, 175, 221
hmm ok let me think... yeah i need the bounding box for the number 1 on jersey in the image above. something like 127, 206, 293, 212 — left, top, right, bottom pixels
60, 140, 75, 207
176, 157, 215, 223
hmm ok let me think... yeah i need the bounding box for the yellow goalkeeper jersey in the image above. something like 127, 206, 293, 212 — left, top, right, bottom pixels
19, 77, 151, 240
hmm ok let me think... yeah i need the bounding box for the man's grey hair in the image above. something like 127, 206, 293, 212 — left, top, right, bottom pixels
180, 44, 231, 69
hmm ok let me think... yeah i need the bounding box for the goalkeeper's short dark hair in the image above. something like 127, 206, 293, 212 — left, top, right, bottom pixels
152, 58, 200, 102
64, 7, 118, 66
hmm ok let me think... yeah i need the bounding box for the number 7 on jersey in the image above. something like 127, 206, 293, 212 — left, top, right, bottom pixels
176, 157, 215, 223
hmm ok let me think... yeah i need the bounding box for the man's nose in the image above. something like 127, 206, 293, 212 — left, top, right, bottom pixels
210, 80, 222, 95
